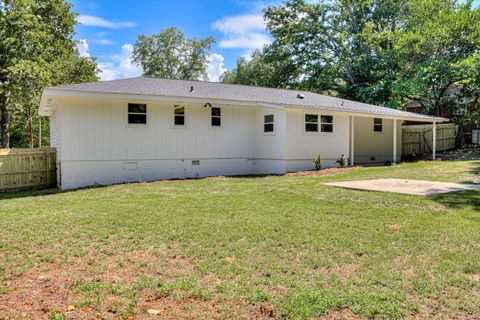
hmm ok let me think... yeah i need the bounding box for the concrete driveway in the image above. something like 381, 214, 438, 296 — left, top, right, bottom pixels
325, 178, 480, 196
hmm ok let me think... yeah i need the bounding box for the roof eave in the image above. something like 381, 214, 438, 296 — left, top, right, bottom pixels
39, 88, 448, 122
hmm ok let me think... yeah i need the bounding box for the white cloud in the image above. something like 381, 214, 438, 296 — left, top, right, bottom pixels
206, 53, 227, 82
92, 38, 116, 45
77, 15, 136, 29
98, 44, 142, 81
77, 39, 90, 57
212, 14, 272, 50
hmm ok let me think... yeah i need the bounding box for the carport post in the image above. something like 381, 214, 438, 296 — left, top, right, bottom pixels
350, 115, 355, 166
393, 119, 397, 164
432, 121, 436, 160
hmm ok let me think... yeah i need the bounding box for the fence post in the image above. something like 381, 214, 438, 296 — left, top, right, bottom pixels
46, 148, 50, 187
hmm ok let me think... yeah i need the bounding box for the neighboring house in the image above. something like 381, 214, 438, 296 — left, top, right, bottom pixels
39, 77, 444, 190
405, 85, 479, 143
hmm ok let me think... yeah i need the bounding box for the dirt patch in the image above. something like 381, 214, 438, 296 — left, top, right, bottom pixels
138, 296, 272, 320
0, 248, 269, 319
318, 308, 363, 319
388, 223, 403, 230
286, 167, 361, 177
312, 263, 358, 281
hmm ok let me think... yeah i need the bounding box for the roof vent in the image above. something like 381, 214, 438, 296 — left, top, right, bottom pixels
189, 86, 194, 92
297, 93, 305, 99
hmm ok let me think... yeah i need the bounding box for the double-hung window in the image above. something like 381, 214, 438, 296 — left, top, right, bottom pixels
174, 105, 185, 126
128, 103, 147, 124
320, 115, 333, 132
305, 114, 318, 132
211, 107, 221, 127
264, 114, 274, 133
374, 118, 383, 132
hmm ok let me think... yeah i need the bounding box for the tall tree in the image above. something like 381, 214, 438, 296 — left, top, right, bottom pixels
0, 0, 98, 148
132, 27, 215, 80
263, 0, 407, 105
220, 46, 299, 88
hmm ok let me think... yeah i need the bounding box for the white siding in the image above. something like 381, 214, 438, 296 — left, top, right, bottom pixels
285, 109, 350, 171
253, 107, 287, 174
52, 96, 404, 189
57, 96, 259, 189
354, 118, 402, 163
49, 107, 62, 186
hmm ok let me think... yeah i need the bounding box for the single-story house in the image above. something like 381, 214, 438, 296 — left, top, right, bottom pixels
39, 77, 444, 190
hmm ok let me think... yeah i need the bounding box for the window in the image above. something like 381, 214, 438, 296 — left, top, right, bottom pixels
320, 115, 333, 132
264, 114, 274, 133
128, 103, 147, 124
374, 118, 383, 132
211, 107, 221, 127
174, 105, 185, 126
305, 114, 318, 132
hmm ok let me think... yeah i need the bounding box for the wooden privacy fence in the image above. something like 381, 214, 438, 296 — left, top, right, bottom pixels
402, 123, 457, 156
0, 148, 56, 191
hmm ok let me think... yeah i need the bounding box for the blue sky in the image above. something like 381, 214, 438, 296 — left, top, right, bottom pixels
72, 0, 480, 82
71, 0, 277, 81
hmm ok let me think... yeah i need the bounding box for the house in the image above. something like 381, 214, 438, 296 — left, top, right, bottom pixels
405, 84, 478, 143
39, 77, 444, 190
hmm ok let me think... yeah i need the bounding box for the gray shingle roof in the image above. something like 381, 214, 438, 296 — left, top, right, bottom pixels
47, 77, 444, 121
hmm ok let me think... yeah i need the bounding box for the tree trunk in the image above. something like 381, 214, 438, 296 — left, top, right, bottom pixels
0, 89, 11, 149
29, 116, 34, 148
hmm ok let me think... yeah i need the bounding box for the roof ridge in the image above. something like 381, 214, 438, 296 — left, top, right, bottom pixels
139, 76, 315, 95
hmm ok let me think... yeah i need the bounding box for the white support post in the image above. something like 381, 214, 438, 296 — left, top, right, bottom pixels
350, 115, 355, 166
393, 119, 397, 164
432, 121, 436, 160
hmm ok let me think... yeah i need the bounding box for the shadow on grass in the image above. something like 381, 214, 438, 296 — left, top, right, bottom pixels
0, 187, 64, 201
429, 190, 480, 211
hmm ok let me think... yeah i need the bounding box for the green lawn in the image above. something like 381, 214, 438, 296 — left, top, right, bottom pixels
1, 160, 479, 319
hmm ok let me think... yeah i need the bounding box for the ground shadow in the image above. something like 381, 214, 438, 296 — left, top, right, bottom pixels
429, 190, 480, 211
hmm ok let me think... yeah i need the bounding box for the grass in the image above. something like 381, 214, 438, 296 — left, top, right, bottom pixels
0, 160, 479, 319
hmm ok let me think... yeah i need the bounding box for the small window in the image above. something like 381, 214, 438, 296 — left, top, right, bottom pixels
264, 114, 274, 133
305, 114, 318, 132
174, 105, 185, 126
211, 107, 221, 127
320, 115, 333, 132
374, 118, 383, 132
128, 103, 147, 124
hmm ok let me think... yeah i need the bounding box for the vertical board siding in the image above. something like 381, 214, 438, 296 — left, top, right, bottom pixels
0, 148, 56, 191
59, 97, 256, 162
354, 118, 402, 163
402, 123, 457, 156
285, 110, 350, 161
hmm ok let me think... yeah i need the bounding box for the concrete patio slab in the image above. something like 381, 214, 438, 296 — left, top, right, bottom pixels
325, 179, 480, 196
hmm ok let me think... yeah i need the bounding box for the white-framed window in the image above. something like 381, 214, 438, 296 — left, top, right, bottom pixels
174, 105, 185, 126
211, 107, 221, 127
374, 118, 383, 132
305, 114, 318, 132
128, 103, 147, 124
320, 115, 333, 132
264, 114, 274, 133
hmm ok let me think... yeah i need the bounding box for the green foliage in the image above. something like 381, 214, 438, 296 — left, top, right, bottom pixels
132, 27, 215, 80
223, 0, 480, 139
336, 154, 347, 168
314, 154, 322, 170
220, 46, 299, 88
0, 0, 98, 148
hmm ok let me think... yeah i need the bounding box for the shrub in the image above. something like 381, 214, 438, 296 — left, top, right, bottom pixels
314, 155, 322, 170
336, 154, 347, 168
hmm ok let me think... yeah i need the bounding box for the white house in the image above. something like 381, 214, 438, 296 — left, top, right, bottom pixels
39, 77, 444, 190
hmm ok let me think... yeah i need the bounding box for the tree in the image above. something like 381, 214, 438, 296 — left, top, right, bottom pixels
132, 27, 215, 80
263, 0, 408, 104
220, 46, 299, 88
0, 0, 98, 148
